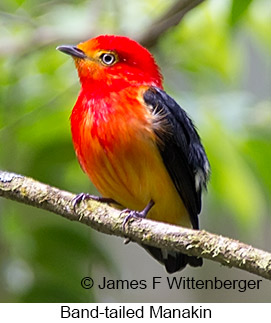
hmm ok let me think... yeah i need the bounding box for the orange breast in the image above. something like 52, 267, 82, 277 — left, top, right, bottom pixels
71, 86, 191, 227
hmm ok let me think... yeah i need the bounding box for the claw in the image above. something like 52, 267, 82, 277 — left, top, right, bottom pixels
122, 210, 143, 230
121, 200, 154, 230
72, 193, 118, 212
72, 193, 89, 211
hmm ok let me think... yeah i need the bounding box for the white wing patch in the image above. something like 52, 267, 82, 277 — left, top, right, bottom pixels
195, 160, 210, 191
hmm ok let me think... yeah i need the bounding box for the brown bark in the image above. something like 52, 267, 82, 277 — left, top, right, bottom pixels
0, 170, 270, 280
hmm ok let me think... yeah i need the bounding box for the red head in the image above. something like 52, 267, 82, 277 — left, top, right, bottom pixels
57, 35, 163, 94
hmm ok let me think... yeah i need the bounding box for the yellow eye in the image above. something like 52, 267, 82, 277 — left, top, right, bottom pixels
99, 53, 116, 66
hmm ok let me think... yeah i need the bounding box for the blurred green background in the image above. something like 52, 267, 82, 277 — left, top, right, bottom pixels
0, 0, 270, 302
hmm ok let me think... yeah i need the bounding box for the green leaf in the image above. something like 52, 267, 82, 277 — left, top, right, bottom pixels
229, 0, 253, 26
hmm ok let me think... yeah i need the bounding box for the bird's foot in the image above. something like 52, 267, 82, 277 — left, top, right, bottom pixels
122, 209, 146, 229
121, 200, 154, 230
72, 193, 117, 212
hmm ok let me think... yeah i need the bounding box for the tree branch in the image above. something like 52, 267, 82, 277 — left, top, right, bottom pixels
139, 0, 205, 47
0, 0, 205, 57
0, 170, 270, 280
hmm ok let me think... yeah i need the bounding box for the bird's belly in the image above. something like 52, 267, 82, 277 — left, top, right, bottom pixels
79, 134, 191, 228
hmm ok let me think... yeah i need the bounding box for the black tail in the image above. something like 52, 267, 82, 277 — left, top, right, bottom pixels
143, 245, 203, 274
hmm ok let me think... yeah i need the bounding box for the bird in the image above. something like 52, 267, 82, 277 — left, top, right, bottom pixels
57, 35, 210, 273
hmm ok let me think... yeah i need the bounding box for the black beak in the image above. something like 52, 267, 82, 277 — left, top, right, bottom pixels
56, 45, 87, 59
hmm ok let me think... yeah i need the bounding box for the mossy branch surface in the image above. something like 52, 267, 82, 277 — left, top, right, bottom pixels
0, 170, 271, 280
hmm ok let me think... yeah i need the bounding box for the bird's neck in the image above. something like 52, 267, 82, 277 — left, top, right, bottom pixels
80, 79, 129, 100
78, 73, 162, 99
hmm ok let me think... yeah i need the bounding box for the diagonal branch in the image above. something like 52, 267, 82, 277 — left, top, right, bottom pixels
139, 0, 206, 47
0, 169, 270, 280
0, 0, 205, 56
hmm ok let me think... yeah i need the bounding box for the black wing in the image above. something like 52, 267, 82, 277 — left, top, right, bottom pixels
143, 87, 210, 229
